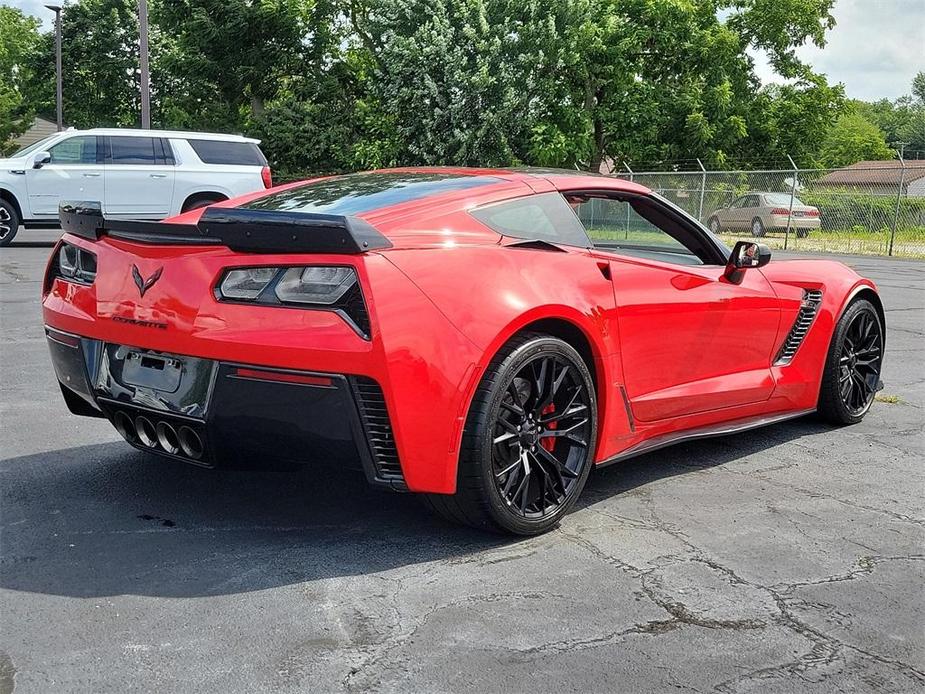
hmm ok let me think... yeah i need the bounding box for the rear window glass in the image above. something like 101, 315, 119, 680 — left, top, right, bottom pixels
470, 192, 591, 247
763, 193, 806, 207
245, 172, 501, 216
188, 140, 267, 166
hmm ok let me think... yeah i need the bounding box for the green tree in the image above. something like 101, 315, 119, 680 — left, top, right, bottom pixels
820, 112, 894, 167
349, 0, 558, 167
912, 71, 925, 106
24, 0, 145, 128
740, 77, 845, 168
846, 73, 925, 159
526, 0, 842, 170
154, 0, 308, 130
0, 6, 42, 153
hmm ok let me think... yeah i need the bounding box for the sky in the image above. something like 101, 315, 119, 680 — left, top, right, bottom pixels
6, 0, 924, 102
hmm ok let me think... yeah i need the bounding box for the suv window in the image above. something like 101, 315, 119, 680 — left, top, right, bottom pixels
187, 140, 267, 166
469, 192, 591, 247
107, 136, 165, 165
48, 136, 98, 164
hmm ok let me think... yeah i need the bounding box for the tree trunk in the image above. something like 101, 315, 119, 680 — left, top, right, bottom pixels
585, 87, 605, 173
250, 95, 265, 119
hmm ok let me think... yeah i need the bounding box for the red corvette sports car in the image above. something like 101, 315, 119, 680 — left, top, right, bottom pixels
43, 168, 885, 534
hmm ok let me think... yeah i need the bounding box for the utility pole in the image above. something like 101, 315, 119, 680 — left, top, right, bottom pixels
45, 4, 63, 131
138, 0, 151, 129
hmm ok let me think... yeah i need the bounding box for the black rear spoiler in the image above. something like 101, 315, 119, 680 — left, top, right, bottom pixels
58, 201, 392, 254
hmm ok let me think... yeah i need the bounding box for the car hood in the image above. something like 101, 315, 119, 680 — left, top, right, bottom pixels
0, 156, 27, 170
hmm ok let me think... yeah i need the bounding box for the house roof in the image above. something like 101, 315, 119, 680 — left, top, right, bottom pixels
12, 117, 59, 149
817, 160, 925, 186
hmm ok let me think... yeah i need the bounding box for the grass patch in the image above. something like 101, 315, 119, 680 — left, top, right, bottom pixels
875, 394, 903, 404
719, 227, 925, 259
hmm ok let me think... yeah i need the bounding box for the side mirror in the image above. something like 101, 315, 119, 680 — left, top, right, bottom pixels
725, 241, 771, 282
33, 152, 51, 169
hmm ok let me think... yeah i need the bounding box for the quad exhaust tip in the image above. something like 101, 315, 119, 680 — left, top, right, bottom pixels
156, 421, 180, 455
112, 410, 205, 462
135, 415, 157, 448
112, 411, 136, 442
177, 425, 204, 460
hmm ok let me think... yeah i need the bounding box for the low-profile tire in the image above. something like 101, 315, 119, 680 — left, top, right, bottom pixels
818, 298, 884, 425
708, 216, 721, 233
751, 217, 765, 237
424, 332, 597, 535
0, 199, 20, 247
796, 229, 809, 239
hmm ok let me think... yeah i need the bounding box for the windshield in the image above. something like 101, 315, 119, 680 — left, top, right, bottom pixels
9, 134, 59, 158
764, 193, 806, 207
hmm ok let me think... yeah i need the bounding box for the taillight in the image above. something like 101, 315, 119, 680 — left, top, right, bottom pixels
806, 209, 820, 217
216, 265, 370, 338
48, 240, 97, 290
261, 165, 272, 188
770, 208, 791, 216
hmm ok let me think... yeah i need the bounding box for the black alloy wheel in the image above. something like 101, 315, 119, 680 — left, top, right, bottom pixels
424, 333, 597, 534
836, 306, 883, 416
819, 299, 884, 424
491, 354, 592, 518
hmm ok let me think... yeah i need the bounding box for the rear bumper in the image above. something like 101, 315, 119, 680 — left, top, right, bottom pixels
46, 327, 407, 490
768, 216, 821, 230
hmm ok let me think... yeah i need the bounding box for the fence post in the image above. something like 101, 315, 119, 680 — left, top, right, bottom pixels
784, 155, 798, 251
623, 162, 634, 239
889, 155, 906, 257
697, 158, 707, 221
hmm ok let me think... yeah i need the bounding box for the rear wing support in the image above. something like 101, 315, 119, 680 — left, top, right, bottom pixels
58, 201, 392, 254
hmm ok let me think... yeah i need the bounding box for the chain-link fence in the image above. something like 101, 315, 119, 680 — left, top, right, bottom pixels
623, 160, 925, 258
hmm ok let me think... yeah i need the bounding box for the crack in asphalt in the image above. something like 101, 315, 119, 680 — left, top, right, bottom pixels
557, 508, 925, 693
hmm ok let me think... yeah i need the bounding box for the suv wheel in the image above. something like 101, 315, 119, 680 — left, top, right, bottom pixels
182, 196, 223, 213
0, 199, 20, 247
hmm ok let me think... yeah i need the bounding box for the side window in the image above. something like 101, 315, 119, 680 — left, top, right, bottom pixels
107, 136, 159, 165
730, 197, 745, 208
745, 195, 759, 208
469, 192, 591, 247
568, 193, 723, 266
574, 197, 689, 253
48, 136, 98, 164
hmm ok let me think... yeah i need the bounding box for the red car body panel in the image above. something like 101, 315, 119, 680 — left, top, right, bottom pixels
42, 168, 881, 495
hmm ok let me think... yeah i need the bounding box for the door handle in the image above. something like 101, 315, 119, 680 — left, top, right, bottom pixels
149, 173, 167, 178
82, 172, 101, 178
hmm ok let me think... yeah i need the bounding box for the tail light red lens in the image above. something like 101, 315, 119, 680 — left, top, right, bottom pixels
770, 208, 791, 216
806, 209, 820, 217
261, 166, 273, 188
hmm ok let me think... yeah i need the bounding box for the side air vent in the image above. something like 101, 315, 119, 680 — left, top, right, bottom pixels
774, 289, 823, 365
351, 377, 403, 481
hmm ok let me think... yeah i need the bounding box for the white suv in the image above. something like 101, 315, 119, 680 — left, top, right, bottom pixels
0, 128, 272, 246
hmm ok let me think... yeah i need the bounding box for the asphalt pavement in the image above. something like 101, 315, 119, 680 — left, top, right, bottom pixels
1, 228, 923, 693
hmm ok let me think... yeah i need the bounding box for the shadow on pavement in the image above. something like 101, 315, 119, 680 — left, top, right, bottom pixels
0, 417, 829, 600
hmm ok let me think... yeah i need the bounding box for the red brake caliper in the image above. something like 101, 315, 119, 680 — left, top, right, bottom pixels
540, 403, 556, 451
